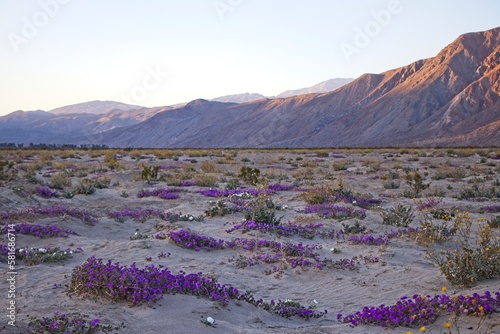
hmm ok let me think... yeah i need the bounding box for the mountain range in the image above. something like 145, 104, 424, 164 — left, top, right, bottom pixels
1, 27, 499, 147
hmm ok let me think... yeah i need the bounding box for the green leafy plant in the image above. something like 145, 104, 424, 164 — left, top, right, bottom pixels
244, 195, 283, 225
239, 166, 261, 185
141, 165, 159, 183
380, 204, 414, 227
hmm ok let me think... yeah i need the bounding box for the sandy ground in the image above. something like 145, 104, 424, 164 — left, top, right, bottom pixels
0, 149, 499, 334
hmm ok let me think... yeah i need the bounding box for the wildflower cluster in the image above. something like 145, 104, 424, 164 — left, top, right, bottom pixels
482, 204, 500, 213
226, 220, 323, 239
196, 187, 275, 198
16, 246, 83, 265
137, 187, 182, 200
0, 223, 76, 238
415, 197, 442, 211
348, 235, 389, 246
0, 205, 97, 224
33, 186, 60, 198
68, 257, 326, 319
348, 228, 419, 246
169, 229, 226, 251
337, 291, 500, 328
28, 312, 115, 334
304, 204, 366, 220
205, 198, 250, 217
429, 209, 454, 220
109, 208, 202, 224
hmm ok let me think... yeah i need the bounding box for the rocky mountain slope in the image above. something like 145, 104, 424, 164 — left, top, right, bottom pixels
100, 27, 500, 148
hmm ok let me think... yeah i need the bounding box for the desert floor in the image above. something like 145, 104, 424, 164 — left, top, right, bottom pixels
0, 148, 499, 334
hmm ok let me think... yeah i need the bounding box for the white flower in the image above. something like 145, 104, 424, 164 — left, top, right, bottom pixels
352, 200, 357, 204
207, 317, 215, 325
38, 248, 47, 253
313, 299, 318, 304
330, 248, 335, 252
188, 216, 194, 221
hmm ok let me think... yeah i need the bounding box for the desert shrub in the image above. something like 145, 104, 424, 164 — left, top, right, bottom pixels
409, 210, 458, 246
225, 178, 241, 190
403, 170, 430, 198
244, 196, 283, 225
341, 221, 367, 234
331, 162, 347, 171
457, 183, 499, 200
73, 181, 96, 195
380, 171, 400, 180
430, 209, 454, 221
431, 167, 467, 180
291, 167, 314, 180
426, 212, 500, 287
200, 161, 216, 173
194, 173, 219, 187
383, 180, 400, 189
50, 173, 71, 189
239, 166, 261, 185
141, 165, 159, 183
488, 216, 500, 228
380, 204, 414, 227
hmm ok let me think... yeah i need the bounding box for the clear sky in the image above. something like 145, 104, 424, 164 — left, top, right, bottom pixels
0, 0, 499, 115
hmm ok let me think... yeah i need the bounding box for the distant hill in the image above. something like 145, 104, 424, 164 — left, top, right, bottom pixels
49, 100, 143, 115
211, 93, 267, 104
276, 78, 354, 98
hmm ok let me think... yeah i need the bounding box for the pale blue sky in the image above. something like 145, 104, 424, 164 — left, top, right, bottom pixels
0, 0, 499, 115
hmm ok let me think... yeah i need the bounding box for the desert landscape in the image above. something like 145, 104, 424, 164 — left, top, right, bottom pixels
1, 147, 499, 333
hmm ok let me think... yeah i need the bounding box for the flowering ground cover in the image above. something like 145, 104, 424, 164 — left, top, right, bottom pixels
0, 148, 499, 333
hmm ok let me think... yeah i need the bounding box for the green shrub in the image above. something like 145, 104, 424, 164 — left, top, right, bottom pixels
50, 173, 71, 189
244, 196, 283, 225
141, 165, 159, 183
380, 204, 414, 227
239, 166, 261, 185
